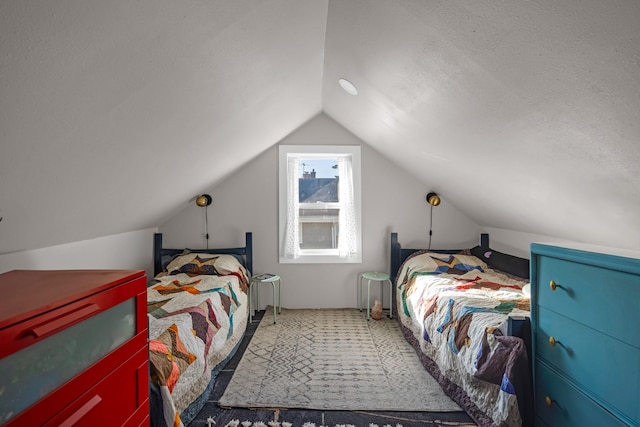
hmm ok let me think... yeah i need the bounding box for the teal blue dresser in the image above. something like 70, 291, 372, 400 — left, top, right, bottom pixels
531, 243, 640, 427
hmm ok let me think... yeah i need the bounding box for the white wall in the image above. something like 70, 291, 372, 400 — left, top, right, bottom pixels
483, 226, 640, 260
481, 227, 579, 259
160, 114, 481, 309
0, 228, 156, 278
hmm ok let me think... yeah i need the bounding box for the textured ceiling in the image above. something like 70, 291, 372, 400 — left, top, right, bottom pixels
1, 0, 639, 254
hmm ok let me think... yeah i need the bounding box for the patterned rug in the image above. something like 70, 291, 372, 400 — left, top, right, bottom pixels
218, 308, 461, 412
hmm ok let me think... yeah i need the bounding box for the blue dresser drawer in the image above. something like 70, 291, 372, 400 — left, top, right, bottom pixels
536, 306, 640, 422
535, 255, 640, 348
531, 244, 640, 427
535, 361, 629, 427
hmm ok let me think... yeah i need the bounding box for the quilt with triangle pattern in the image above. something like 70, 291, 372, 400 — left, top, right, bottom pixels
396, 251, 531, 427
147, 269, 249, 427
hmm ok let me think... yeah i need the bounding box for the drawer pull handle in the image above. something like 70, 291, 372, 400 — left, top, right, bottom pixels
59, 394, 102, 427
549, 336, 559, 347
549, 280, 558, 291
25, 304, 101, 339
545, 396, 555, 407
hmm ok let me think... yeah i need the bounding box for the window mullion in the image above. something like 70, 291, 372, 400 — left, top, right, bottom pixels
299, 203, 341, 209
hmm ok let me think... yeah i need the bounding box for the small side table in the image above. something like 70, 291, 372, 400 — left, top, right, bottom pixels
249, 274, 282, 324
358, 271, 393, 320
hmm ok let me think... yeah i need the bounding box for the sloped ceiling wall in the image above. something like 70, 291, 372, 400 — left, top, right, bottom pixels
322, 1, 640, 250
1, 0, 639, 254
0, 0, 327, 253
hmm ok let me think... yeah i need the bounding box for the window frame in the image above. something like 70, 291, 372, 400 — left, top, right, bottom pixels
278, 145, 362, 264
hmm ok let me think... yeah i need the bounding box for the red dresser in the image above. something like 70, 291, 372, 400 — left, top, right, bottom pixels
0, 270, 149, 427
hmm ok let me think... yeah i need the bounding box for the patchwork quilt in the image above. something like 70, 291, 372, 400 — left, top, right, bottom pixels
396, 251, 530, 427
147, 254, 249, 427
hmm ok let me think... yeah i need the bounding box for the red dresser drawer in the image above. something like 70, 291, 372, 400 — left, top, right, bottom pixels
0, 270, 148, 427
44, 346, 149, 427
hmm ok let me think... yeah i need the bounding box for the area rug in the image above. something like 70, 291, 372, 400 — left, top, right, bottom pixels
218, 308, 461, 412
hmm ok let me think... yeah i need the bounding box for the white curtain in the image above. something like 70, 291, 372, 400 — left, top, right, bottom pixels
282, 156, 300, 259
337, 156, 358, 258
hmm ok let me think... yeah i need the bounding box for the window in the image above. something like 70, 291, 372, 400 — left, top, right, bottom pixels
279, 145, 361, 263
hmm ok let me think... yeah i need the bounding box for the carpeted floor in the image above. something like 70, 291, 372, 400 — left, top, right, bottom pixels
189, 310, 477, 427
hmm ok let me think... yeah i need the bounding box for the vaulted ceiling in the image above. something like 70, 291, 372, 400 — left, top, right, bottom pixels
1, 0, 639, 254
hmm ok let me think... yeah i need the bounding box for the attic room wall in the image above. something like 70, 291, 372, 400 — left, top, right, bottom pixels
482, 227, 581, 259
0, 228, 155, 276
159, 114, 480, 309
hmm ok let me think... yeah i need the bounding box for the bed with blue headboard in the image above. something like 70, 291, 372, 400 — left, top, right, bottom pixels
390, 232, 532, 427
148, 232, 252, 427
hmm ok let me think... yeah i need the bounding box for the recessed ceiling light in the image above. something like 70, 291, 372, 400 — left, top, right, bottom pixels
338, 78, 358, 96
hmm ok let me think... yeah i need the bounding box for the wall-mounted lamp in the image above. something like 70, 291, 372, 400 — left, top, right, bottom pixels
195, 194, 212, 207
195, 194, 212, 248
426, 192, 441, 207
426, 191, 440, 250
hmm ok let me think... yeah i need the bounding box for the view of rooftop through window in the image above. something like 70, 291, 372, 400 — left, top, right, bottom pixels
298, 158, 339, 249
299, 159, 338, 179
298, 158, 339, 204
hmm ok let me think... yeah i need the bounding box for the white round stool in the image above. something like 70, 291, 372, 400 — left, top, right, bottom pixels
249, 274, 282, 323
358, 271, 393, 320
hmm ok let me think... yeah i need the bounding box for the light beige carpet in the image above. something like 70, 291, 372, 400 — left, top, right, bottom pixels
219, 308, 461, 412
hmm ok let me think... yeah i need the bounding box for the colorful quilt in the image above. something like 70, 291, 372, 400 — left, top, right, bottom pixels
147, 254, 250, 427
396, 251, 530, 427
